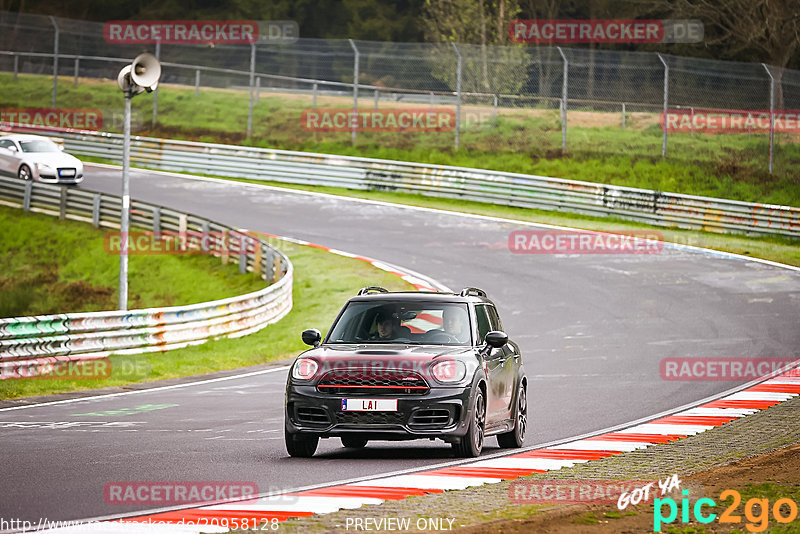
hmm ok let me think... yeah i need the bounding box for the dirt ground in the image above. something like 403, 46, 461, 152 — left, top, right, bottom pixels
456, 443, 800, 534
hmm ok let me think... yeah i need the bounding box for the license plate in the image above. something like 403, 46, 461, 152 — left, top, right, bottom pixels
341, 398, 398, 412
59, 169, 75, 177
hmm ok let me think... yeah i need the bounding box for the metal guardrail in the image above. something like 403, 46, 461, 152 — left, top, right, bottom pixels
0, 175, 293, 377
27, 128, 800, 238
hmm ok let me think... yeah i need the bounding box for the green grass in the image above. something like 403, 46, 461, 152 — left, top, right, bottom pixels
0, 226, 414, 400
0, 204, 264, 316
1, 73, 798, 206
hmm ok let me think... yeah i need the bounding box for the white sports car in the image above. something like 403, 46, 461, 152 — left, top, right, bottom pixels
0, 134, 84, 185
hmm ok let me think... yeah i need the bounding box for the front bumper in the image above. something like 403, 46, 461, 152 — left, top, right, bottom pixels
38, 171, 84, 184
285, 384, 473, 441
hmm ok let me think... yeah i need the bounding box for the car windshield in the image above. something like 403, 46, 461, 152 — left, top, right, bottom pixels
327, 301, 472, 345
19, 139, 60, 153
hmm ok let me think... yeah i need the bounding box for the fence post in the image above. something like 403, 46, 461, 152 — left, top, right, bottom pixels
255, 76, 261, 105
374, 88, 379, 111
657, 53, 669, 158
348, 39, 359, 145
73, 57, 79, 86
312, 82, 318, 108
622, 102, 626, 130
452, 43, 462, 150
493, 94, 498, 125
152, 40, 161, 129
557, 47, 568, 153
13, 54, 18, 80
195, 69, 200, 96
49, 16, 59, 108
247, 43, 256, 138
762, 63, 775, 174
59, 187, 67, 220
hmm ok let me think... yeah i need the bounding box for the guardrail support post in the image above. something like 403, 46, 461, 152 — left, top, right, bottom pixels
253, 241, 263, 279
152, 40, 161, 130
239, 248, 247, 274
59, 187, 67, 220
23, 181, 32, 211
201, 220, 210, 251
348, 39, 359, 145
247, 43, 256, 138
152, 207, 161, 238
255, 76, 260, 105
374, 88, 379, 111
452, 43, 462, 150
657, 53, 669, 158
312, 82, 318, 108
73, 57, 79, 86
762, 63, 775, 174
557, 46, 568, 153
49, 16, 59, 107
195, 69, 200, 96
92, 193, 100, 227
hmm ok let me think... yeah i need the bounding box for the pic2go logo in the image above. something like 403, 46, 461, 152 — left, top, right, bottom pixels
654, 489, 799, 532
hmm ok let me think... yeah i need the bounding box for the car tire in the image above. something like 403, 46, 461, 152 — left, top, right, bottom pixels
497, 384, 526, 448
285, 427, 319, 458
341, 436, 368, 448
453, 388, 485, 458
18, 164, 32, 181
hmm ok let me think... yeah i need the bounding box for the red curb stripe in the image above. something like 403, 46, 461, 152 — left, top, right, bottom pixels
748, 384, 800, 393
703, 399, 779, 409
293, 486, 443, 500
515, 449, 622, 460
649, 415, 738, 426
587, 433, 687, 443
422, 467, 547, 479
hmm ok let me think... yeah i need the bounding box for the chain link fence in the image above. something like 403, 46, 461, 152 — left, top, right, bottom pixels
0, 10, 797, 177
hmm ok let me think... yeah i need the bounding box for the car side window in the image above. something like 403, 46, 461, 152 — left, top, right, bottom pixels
486, 305, 503, 332
474, 305, 492, 344
0, 140, 13, 149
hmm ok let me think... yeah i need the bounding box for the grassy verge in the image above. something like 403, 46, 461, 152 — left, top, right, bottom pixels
0, 204, 265, 316
1, 73, 798, 205
0, 231, 415, 400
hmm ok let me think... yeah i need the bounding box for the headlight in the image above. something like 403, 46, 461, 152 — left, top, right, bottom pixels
37, 163, 55, 173
431, 360, 466, 383
292, 358, 318, 380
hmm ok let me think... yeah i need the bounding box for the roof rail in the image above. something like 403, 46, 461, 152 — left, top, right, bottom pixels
459, 287, 487, 297
357, 286, 389, 295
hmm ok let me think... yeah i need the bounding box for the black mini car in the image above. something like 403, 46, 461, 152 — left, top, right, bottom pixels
284, 287, 527, 458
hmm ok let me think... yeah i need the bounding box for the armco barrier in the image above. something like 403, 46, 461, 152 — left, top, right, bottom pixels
17, 127, 800, 238
0, 175, 292, 377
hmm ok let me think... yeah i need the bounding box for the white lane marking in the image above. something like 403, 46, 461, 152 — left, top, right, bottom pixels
85, 162, 800, 274
724, 391, 797, 401
203, 496, 383, 513
0, 366, 289, 412
676, 407, 758, 417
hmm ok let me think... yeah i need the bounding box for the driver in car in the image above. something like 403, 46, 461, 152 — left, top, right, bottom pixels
370, 310, 397, 341
435, 307, 470, 343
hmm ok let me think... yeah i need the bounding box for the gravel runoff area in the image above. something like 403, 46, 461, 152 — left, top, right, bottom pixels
269, 394, 800, 533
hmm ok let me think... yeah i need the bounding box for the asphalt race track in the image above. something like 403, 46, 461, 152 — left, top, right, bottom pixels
2, 165, 798, 524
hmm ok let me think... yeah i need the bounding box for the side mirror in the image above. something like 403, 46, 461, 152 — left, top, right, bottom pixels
301, 328, 322, 347
484, 331, 508, 349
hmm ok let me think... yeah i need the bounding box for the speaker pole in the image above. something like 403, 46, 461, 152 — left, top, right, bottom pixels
118, 90, 132, 310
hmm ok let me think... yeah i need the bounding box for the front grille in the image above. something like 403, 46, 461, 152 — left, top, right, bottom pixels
336, 411, 406, 425
295, 406, 331, 426
317, 368, 429, 396
409, 409, 452, 428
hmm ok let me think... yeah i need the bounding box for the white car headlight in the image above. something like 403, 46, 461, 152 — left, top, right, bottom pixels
37, 163, 55, 173
292, 358, 319, 380
431, 360, 466, 383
